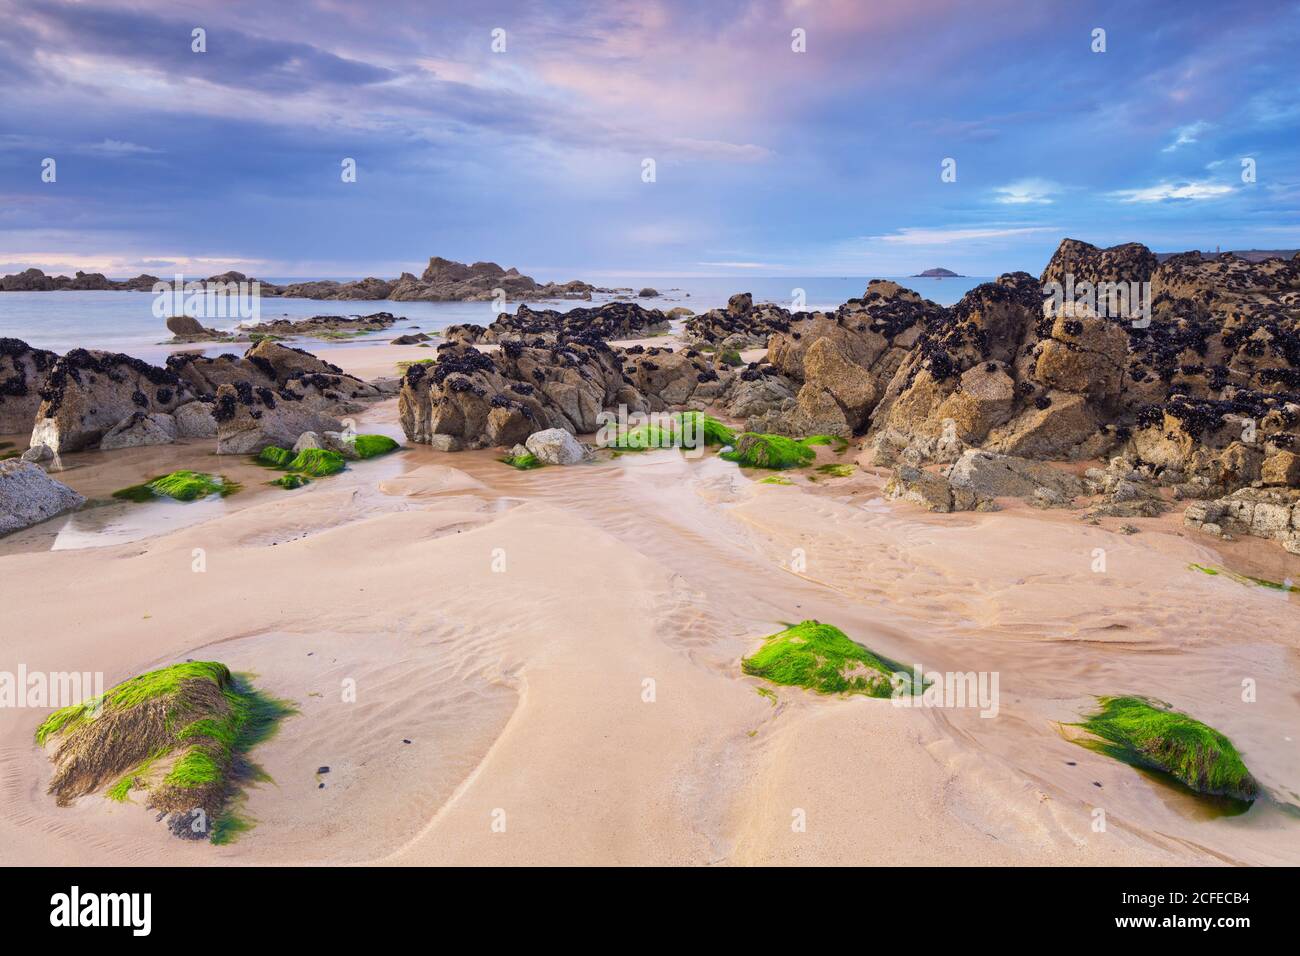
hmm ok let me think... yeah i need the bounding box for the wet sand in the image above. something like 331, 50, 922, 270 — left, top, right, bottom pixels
1, 352, 1298, 866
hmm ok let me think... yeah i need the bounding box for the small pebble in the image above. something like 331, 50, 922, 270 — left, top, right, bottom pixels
317, 766, 330, 774
1093, 781, 1103, 788
318, 783, 325, 789
1066, 760, 1077, 766
402, 739, 411, 744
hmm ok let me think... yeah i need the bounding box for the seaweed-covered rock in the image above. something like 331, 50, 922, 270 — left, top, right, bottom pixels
35, 661, 293, 842
1074, 695, 1258, 801
0, 459, 84, 535
621, 346, 728, 411
742, 620, 920, 697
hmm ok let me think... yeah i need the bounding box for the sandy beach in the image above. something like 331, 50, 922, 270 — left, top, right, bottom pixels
3, 341, 1296, 867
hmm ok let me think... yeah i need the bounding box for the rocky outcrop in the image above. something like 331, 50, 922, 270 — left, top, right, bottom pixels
0, 459, 84, 535
1184, 488, 1300, 554
883, 465, 995, 513
167, 340, 380, 402
29, 350, 194, 454
211, 380, 345, 454
682, 294, 794, 350
0, 339, 58, 434
478, 302, 670, 343
620, 346, 728, 412
946, 450, 1085, 505
399, 340, 643, 449
2, 257, 600, 303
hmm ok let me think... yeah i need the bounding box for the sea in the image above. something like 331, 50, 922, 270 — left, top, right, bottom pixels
0, 274, 988, 365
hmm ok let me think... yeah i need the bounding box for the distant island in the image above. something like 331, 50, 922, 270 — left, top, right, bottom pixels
912, 267, 964, 278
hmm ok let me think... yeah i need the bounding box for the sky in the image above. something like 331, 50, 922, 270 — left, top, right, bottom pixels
0, 0, 1297, 280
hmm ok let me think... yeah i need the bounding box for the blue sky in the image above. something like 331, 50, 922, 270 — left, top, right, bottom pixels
0, 0, 1297, 280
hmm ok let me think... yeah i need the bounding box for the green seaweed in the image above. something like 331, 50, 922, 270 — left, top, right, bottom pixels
1072, 695, 1259, 801
257, 446, 295, 467
815, 463, 856, 478
36, 661, 295, 844
719, 349, 744, 367
758, 475, 794, 485
500, 452, 543, 470
270, 473, 309, 490
721, 433, 818, 470
742, 620, 921, 698
1189, 563, 1297, 593
352, 434, 400, 459
112, 471, 237, 504
287, 448, 346, 477
673, 411, 735, 447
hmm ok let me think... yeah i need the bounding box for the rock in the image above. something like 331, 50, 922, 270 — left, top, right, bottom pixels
638, 288, 659, 298
1262, 451, 1300, 486
983, 391, 1104, 460
427, 435, 465, 452
390, 333, 431, 345
883, 464, 991, 513
0, 459, 84, 535
935, 363, 1016, 442
293, 431, 322, 452
172, 401, 218, 439
21, 444, 51, 463
621, 347, 724, 412
1034, 314, 1129, 399
398, 341, 639, 450
727, 292, 753, 314
0, 339, 58, 434
723, 371, 795, 419
797, 337, 879, 433
479, 302, 669, 343
321, 431, 361, 459
165, 314, 219, 341
29, 350, 194, 454
212, 381, 344, 454
946, 449, 1085, 500
525, 428, 590, 465
99, 412, 178, 450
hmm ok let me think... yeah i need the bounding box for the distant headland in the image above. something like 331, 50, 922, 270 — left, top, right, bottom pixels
911, 267, 964, 278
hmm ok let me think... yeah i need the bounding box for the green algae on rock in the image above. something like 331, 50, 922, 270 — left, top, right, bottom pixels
257, 445, 295, 468
352, 434, 400, 459
1073, 695, 1259, 801
721, 433, 819, 470
270, 473, 310, 490
112, 470, 237, 503
742, 620, 920, 698
36, 661, 295, 843
500, 452, 543, 469
286, 448, 346, 477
